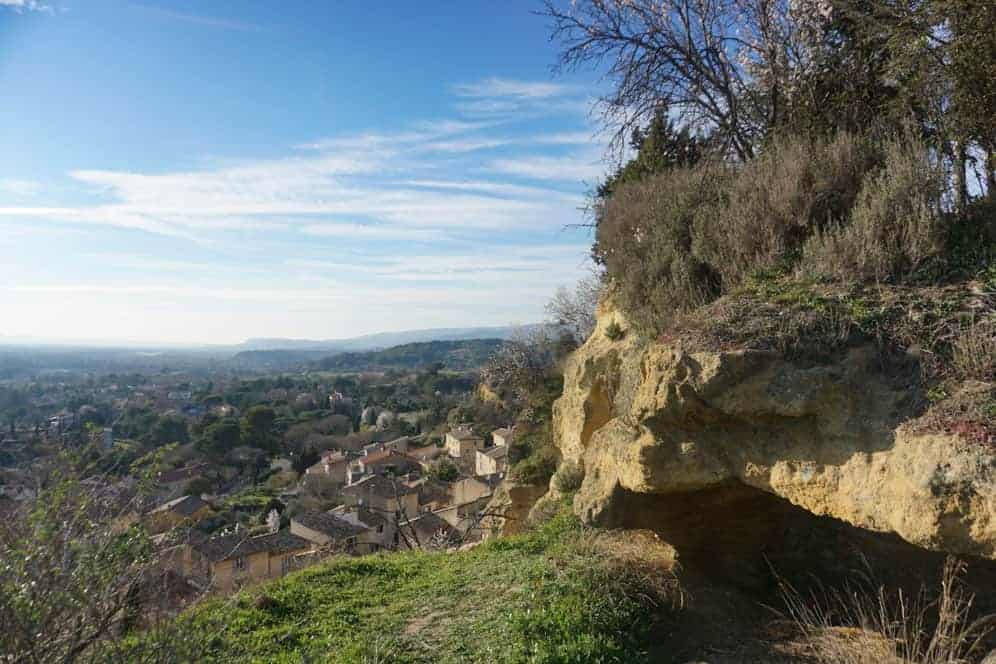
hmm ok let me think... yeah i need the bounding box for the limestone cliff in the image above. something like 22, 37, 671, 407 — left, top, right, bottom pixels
553, 301, 996, 560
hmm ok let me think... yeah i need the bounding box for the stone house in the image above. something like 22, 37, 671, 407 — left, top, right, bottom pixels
409, 444, 447, 469
290, 510, 369, 552
143, 494, 211, 535
347, 449, 421, 484
341, 473, 419, 518
362, 436, 410, 456
407, 477, 451, 512
475, 446, 508, 477
305, 450, 350, 483
192, 530, 313, 591
432, 475, 501, 539
491, 427, 514, 448
400, 511, 458, 550
444, 427, 485, 459
450, 476, 496, 507
330, 505, 392, 553
340, 475, 420, 549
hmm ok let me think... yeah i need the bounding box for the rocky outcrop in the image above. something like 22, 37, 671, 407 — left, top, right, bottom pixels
554, 302, 996, 560
482, 479, 548, 538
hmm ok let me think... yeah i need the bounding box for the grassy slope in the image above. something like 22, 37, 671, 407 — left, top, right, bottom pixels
181, 511, 671, 664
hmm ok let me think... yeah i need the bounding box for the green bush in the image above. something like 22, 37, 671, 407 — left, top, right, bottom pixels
803, 134, 944, 282
596, 164, 725, 334
694, 132, 875, 289
553, 461, 584, 493
511, 443, 559, 487
604, 321, 625, 341
598, 131, 948, 336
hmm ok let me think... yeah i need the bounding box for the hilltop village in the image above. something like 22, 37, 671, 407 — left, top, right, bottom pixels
0, 337, 562, 610
144, 423, 514, 593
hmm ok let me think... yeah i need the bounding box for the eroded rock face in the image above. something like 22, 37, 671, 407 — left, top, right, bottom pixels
555, 303, 996, 560
482, 479, 548, 538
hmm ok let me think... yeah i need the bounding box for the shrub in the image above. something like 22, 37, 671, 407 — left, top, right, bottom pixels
596, 164, 726, 334
597, 130, 956, 337
694, 132, 876, 289
428, 457, 459, 482
803, 134, 944, 282
605, 320, 625, 341
553, 461, 585, 493
512, 446, 558, 486
183, 476, 212, 496
597, 133, 881, 336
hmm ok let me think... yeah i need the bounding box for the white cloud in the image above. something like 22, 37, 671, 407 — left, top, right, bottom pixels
130, 4, 262, 32
453, 78, 578, 100
0, 178, 42, 197
298, 119, 492, 153
421, 137, 510, 153
489, 154, 607, 183
0, 75, 608, 343
399, 179, 580, 202
299, 223, 442, 241
0, 74, 606, 243
0, 0, 52, 12
0, 126, 596, 237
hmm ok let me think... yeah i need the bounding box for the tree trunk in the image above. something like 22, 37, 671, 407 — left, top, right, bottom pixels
954, 140, 969, 214
987, 144, 996, 201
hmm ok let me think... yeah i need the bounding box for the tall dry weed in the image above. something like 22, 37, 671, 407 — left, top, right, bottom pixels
951, 319, 996, 382
778, 557, 995, 664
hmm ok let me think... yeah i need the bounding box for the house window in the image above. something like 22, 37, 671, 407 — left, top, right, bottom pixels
377, 524, 384, 533
233, 556, 246, 573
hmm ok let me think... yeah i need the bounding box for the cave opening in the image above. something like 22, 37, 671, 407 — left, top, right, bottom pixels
602, 482, 996, 661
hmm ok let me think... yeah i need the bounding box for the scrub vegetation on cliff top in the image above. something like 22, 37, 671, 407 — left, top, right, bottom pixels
574, 0, 996, 452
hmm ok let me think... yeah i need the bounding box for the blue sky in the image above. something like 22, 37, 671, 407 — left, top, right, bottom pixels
0, 1, 607, 345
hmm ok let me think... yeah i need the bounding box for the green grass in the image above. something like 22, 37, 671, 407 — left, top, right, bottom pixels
148, 510, 671, 663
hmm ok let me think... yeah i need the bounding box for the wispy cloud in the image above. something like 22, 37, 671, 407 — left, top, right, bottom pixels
453, 77, 578, 100
299, 223, 443, 241
0, 75, 605, 342
130, 3, 263, 32
0, 101, 599, 240
489, 154, 607, 183
0, 0, 52, 13
0, 178, 42, 197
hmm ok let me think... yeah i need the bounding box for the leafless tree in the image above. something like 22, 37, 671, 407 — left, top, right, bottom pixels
541, 0, 833, 160
0, 462, 210, 663
545, 271, 603, 344
480, 326, 562, 401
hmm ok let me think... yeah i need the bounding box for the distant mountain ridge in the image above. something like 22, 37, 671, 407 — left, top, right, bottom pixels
229, 338, 506, 372
235, 325, 539, 352
313, 338, 504, 372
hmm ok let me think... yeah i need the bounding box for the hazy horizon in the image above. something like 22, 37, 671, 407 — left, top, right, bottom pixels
0, 1, 605, 344
0, 321, 542, 349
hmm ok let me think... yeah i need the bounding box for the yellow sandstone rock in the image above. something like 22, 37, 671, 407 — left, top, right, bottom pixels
553, 300, 996, 559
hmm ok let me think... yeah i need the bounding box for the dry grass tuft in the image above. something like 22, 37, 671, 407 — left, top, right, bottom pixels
952, 320, 996, 382
558, 527, 684, 611
778, 558, 995, 664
